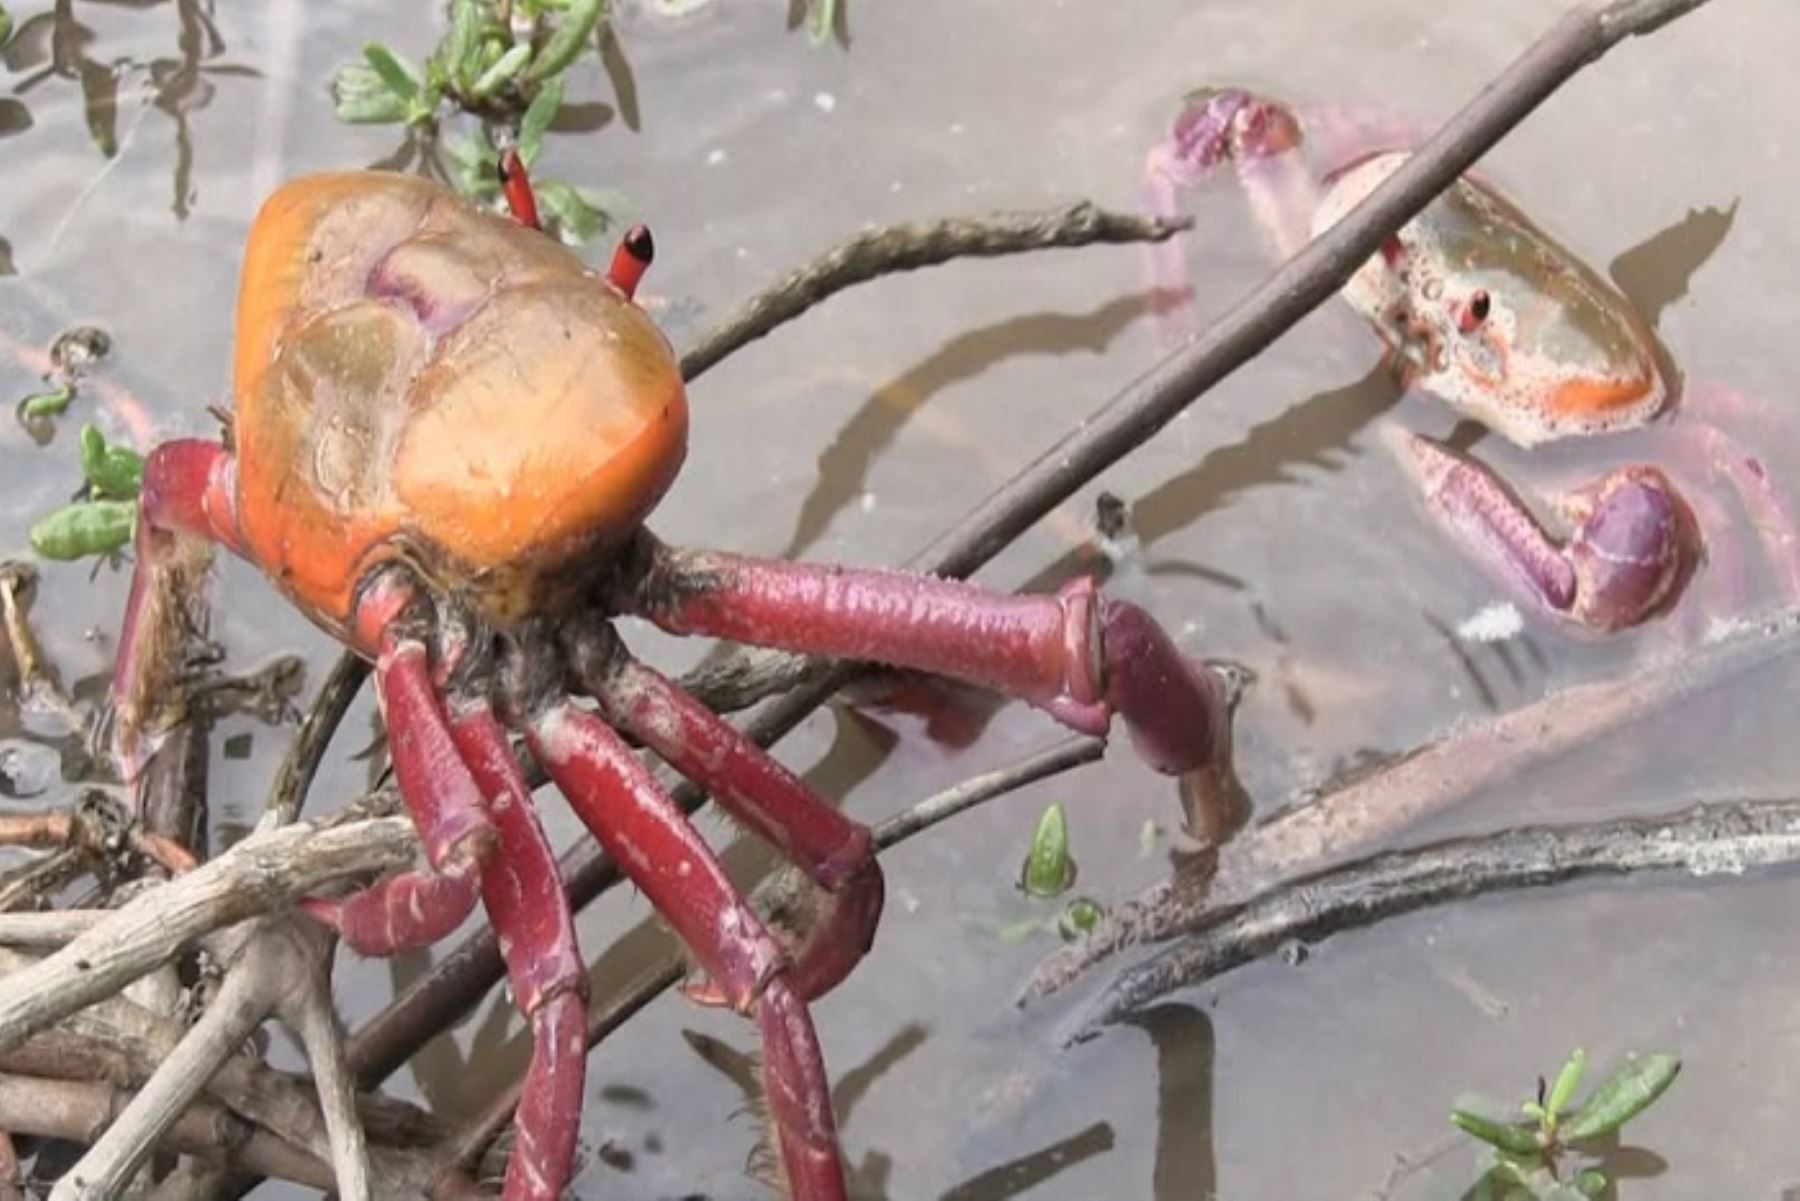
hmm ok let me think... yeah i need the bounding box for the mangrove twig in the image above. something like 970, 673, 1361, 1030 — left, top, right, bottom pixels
678, 204, 1193, 381
1023, 606, 1800, 1003
0, 816, 415, 1055
1062, 796, 1800, 1044
345, 0, 1719, 1088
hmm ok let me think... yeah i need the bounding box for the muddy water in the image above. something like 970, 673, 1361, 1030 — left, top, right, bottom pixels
4, 0, 1800, 1197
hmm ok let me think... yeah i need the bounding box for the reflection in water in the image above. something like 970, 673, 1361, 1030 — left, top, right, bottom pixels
1124, 1004, 1217, 1201
1132, 363, 1403, 550
781, 293, 1155, 559
685, 1019, 929, 1201
5, 0, 256, 222
938, 1121, 1115, 1201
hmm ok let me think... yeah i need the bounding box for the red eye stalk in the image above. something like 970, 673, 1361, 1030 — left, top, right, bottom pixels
607, 224, 654, 300
498, 148, 542, 231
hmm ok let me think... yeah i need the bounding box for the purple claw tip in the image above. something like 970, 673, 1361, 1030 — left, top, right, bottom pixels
1569, 467, 1692, 631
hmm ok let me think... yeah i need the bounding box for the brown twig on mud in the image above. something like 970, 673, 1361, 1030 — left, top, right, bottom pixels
435, 735, 1107, 1174
1022, 606, 1800, 1003
1060, 795, 1800, 1044
345, 0, 1718, 1089
678, 204, 1194, 381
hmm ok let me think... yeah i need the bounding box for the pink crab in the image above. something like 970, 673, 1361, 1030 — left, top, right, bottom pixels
1142, 88, 1797, 633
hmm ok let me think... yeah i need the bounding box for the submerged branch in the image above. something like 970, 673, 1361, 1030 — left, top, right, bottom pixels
678, 205, 1193, 381
1023, 607, 1800, 1002
1062, 796, 1800, 1044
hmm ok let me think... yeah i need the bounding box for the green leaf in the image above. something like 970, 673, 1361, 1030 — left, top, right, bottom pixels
524, 0, 605, 83
1546, 1048, 1586, 1122
1022, 802, 1075, 898
30, 500, 137, 561
1573, 1170, 1608, 1198
78, 424, 144, 500
16, 384, 75, 421
533, 179, 609, 244
469, 42, 530, 99
442, 0, 485, 90
445, 129, 502, 200
0, 3, 13, 48
1449, 1109, 1543, 1157
518, 75, 563, 166
331, 64, 409, 124
1561, 1053, 1680, 1142
362, 42, 423, 102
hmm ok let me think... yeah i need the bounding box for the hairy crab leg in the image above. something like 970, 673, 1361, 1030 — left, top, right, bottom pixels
565, 620, 881, 1003
611, 533, 1232, 780
446, 702, 588, 1201
524, 699, 847, 1201
110, 439, 241, 780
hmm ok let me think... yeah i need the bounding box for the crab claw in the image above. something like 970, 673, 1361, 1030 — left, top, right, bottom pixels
1560, 465, 1692, 631
1391, 430, 1695, 632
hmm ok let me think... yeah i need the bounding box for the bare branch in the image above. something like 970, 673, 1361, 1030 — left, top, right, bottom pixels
51, 923, 286, 1201
281, 933, 372, 1201
0, 1072, 331, 1190
1023, 607, 1800, 1001
0, 816, 416, 1055
678, 204, 1192, 381
1061, 797, 1800, 1043
266, 651, 370, 826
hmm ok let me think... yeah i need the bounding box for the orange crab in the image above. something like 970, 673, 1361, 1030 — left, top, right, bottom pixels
109, 161, 1234, 1200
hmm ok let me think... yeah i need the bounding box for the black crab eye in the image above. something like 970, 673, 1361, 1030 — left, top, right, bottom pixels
1458, 288, 1491, 333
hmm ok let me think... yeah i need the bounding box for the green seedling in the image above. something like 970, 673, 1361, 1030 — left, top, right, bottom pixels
1451, 1048, 1680, 1199
1021, 802, 1075, 898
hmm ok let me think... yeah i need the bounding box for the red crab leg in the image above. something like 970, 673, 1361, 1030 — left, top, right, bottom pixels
111, 439, 241, 779
613, 535, 1232, 779
568, 624, 880, 1003
447, 702, 588, 1201
303, 585, 497, 951
525, 701, 847, 1201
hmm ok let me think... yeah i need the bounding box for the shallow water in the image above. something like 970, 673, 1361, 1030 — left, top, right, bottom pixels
4, 0, 1800, 1197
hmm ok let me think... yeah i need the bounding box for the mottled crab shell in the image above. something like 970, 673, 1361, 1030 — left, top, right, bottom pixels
1313, 152, 1667, 448
231, 172, 688, 631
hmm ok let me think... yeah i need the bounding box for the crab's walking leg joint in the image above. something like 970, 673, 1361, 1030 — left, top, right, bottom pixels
524, 699, 848, 1201
612, 535, 1233, 779
567, 620, 882, 1003
111, 439, 241, 779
